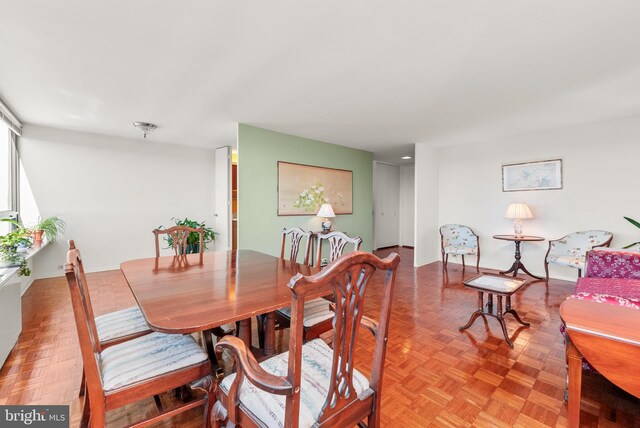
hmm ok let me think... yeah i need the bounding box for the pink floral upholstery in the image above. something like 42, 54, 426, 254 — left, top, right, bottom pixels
561, 249, 640, 379
571, 292, 640, 310
585, 249, 640, 279
574, 277, 640, 299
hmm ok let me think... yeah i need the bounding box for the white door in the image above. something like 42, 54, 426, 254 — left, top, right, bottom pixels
374, 162, 401, 249
214, 146, 232, 251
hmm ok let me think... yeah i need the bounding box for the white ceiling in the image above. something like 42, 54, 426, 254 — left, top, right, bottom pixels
2, 1, 640, 160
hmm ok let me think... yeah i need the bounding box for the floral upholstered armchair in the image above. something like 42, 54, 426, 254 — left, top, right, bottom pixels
439, 224, 480, 272
544, 230, 613, 281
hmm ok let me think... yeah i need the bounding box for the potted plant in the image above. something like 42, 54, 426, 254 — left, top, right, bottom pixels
30, 216, 66, 244
623, 216, 640, 249
159, 217, 218, 254
0, 219, 33, 276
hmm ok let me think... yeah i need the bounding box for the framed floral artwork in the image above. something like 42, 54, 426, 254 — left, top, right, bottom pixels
502, 159, 563, 192
277, 161, 353, 216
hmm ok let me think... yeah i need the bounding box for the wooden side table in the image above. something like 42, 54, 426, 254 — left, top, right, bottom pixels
459, 273, 530, 348
493, 234, 544, 280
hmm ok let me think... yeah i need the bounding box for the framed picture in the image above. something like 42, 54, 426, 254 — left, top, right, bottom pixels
278, 161, 353, 216
502, 159, 563, 192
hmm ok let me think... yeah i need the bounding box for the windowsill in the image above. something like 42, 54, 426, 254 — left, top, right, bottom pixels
0, 239, 49, 289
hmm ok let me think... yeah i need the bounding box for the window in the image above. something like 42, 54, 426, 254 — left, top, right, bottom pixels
0, 121, 18, 235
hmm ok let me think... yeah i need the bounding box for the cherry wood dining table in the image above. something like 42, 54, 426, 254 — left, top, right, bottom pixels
120, 250, 320, 358
559, 298, 640, 428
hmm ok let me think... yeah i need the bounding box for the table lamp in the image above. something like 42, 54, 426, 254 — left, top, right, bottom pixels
317, 203, 335, 233
505, 203, 533, 237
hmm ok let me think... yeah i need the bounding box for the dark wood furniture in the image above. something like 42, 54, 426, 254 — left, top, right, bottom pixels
544, 231, 613, 282
459, 273, 530, 348
152, 225, 204, 257
121, 250, 319, 358
439, 224, 481, 272
276, 231, 363, 342
560, 298, 640, 428
280, 227, 313, 265
65, 242, 215, 428
315, 230, 362, 268
69, 240, 152, 398
213, 251, 401, 427
493, 234, 545, 279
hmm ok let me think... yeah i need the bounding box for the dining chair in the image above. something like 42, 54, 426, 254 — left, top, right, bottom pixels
153, 225, 204, 257
213, 251, 401, 428
65, 242, 215, 428
544, 230, 613, 281
151, 227, 234, 372
68, 240, 152, 397
258, 227, 314, 348
314, 230, 363, 268
276, 231, 363, 342
280, 227, 313, 265
439, 224, 480, 273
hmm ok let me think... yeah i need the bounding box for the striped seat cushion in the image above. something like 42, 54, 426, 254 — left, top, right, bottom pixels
95, 306, 150, 342
276, 298, 334, 328
220, 339, 369, 428
101, 332, 208, 392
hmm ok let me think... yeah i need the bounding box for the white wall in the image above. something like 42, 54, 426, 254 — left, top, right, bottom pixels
414, 143, 439, 267
400, 164, 415, 247
19, 125, 215, 278
431, 116, 640, 280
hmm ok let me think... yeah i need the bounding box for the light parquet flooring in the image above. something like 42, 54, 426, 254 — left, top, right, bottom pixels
1, 247, 639, 427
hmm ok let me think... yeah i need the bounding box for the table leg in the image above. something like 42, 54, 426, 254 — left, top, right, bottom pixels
460, 292, 484, 331
499, 241, 543, 280
238, 318, 252, 349
567, 336, 583, 428
496, 295, 514, 348
263, 312, 276, 356
504, 296, 530, 326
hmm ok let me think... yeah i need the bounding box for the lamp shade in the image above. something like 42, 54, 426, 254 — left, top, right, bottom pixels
505, 203, 533, 219
317, 203, 335, 218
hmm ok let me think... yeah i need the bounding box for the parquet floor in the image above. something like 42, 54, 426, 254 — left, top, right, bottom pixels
1, 247, 639, 427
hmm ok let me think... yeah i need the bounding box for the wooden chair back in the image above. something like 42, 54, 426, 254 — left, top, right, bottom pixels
153, 225, 204, 257
65, 241, 106, 401
280, 227, 313, 265
287, 251, 400, 426
315, 231, 362, 268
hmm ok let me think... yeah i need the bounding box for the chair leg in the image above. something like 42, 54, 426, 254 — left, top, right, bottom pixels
462, 255, 466, 269
544, 261, 550, 283
577, 268, 582, 278
189, 375, 215, 428
444, 254, 449, 269
256, 314, 266, 349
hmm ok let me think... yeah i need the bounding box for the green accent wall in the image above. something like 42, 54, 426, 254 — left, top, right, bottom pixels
238, 124, 373, 259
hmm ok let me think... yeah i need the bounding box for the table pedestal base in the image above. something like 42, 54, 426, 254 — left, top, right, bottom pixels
459, 292, 530, 348
499, 240, 543, 280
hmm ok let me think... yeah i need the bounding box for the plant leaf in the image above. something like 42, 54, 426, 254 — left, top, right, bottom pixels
624, 216, 640, 229
623, 242, 640, 249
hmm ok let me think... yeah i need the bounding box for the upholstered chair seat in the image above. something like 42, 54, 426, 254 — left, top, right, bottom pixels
276, 298, 334, 328
220, 339, 369, 428
95, 306, 150, 343
439, 224, 480, 272
101, 332, 209, 392
544, 230, 613, 281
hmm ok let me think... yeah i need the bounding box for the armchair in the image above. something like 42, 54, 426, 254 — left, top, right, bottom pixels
544, 230, 613, 281
214, 251, 401, 428
439, 224, 480, 272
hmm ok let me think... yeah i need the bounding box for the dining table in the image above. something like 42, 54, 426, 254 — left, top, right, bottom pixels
120, 250, 321, 360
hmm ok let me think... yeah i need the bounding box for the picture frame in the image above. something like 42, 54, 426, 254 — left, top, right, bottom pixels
502, 159, 563, 192
277, 161, 353, 216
